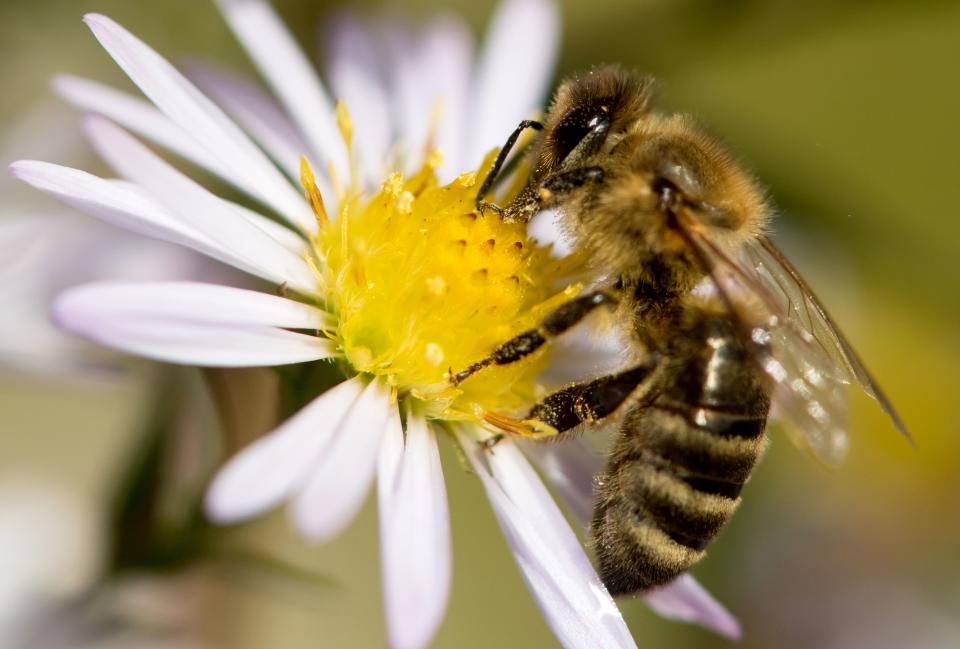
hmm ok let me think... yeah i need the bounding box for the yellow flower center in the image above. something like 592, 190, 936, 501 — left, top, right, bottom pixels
301, 134, 579, 423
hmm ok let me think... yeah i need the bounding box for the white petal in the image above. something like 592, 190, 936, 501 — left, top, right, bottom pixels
183, 60, 310, 182
54, 281, 329, 328
644, 574, 742, 641
205, 377, 365, 522
52, 75, 234, 183
522, 437, 600, 528
528, 207, 573, 257
465, 0, 560, 166
83, 116, 316, 293
322, 12, 385, 87
421, 16, 472, 180
380, 16, 472, 179
323, 15, 391, 188
83, 13, 314, 230
53, 281, 333, 367
214, 0, 349, 185
10, 160, 272, 282
227, 198, 309, 255
461, 432, 637, 649
333, 66, 391, 189
378, 414, 451, 649
291, 380, 393, 542
384, 25, 430, 176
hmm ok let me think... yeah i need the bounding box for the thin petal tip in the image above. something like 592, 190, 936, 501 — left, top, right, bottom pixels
8, 159, 31, 178
201, 482, 245, 525
49, 74, 80, 96
9, 160, 70, 189
715, 616, 743, 642
49, 288, 90, 333
289, 507, 336, 545
82, 13, 109, 28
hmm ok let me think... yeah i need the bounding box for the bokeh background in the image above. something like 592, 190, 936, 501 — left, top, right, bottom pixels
1, 1, 958, 647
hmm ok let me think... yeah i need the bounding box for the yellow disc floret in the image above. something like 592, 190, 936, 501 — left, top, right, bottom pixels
305, 150, 579, 423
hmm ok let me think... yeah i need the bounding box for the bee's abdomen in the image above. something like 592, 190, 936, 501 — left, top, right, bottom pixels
592, 387, 769, 595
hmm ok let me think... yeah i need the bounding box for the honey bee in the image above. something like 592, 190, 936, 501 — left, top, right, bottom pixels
453, 65, 910, 595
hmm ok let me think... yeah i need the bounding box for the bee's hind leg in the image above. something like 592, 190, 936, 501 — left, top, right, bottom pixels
483, 359, 662, 439
523, 359, 661, 436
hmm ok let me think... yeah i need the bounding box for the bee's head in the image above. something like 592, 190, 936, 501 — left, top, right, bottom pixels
566, 114, 770, 285
536, 65, 655, 177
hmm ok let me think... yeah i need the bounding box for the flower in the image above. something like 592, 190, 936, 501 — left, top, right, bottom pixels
10, 0, 741, 646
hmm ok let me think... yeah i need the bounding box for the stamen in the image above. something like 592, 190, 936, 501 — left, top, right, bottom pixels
424, 97, 445, 156
335, 100, 359, 188
335, 100, 354, 151
299, 156, 329, 229
328, 160, 344, 203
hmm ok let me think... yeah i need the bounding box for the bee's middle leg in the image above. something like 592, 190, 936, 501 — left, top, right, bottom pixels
450, 289, 617, 386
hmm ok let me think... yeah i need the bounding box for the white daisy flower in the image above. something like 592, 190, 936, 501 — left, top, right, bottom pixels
10, 0, 742, 646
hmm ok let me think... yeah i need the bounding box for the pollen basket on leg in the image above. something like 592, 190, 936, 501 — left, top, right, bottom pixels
311, 152, 578, 420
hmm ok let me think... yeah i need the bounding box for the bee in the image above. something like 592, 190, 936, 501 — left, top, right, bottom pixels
453, 65, 910, 595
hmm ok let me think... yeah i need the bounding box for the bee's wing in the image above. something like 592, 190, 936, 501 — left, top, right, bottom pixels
681, 227, 909, 465
745, 236, 910, 440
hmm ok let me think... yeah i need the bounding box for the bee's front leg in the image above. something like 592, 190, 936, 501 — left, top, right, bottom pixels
474, 119, 544, 213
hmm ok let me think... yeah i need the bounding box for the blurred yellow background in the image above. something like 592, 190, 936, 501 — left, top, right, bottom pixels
1, 1, 958, 647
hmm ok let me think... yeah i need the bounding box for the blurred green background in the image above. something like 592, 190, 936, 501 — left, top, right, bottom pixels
1, 0, 958, 647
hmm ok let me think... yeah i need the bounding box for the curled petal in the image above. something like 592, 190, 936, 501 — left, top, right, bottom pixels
644, 574, 742, 641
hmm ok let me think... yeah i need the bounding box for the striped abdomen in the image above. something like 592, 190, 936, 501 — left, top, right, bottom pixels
592, 309, 770, 595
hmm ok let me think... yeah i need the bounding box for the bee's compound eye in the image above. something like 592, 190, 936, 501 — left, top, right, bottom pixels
552, 104, 611, 164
